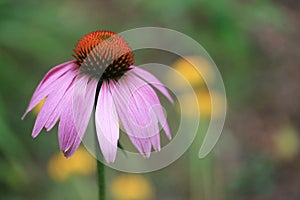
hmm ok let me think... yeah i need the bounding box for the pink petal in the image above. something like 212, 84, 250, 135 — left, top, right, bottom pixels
111, 74, 163, 155
57, 85, 78, 153
131, 66, 174, 103
124, 72, 171, 140
150, 104, 172, 140
112, 75, 159, 139
31, 69, 78, 138
130, 72, 172, 140
22, 60, 78, 119
150, 134, 161, 151
45, 72, 79, 131
64, 76, 97, 157
129, 136, 152, 158
95, 81, 119, 163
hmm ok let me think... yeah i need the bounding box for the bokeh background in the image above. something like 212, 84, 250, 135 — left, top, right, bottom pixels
1, 0, 300, 199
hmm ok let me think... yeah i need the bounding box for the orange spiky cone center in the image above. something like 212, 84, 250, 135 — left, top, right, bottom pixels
73, 30, 134, 80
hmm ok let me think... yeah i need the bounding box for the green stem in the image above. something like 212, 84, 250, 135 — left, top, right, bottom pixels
94, 81, 105, 200
97, 159, 105, 200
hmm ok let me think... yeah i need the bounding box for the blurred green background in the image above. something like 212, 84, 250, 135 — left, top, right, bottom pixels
1, 0, 300, 199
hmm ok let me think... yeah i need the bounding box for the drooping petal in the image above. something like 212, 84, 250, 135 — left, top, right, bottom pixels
112, 76, 159, 139
31, 69, 78, 138
111, 74, 162, 156
127, 72, 172, 140
152, 105, 171, 140
45, 70, 79, 131
95, 81, 119, 163
129, 136, 152, 158
58, 85, 78, 153
22, 60, 77, 119
131, 66, 174, 103
150, 134, 161, 152
64, 76, 98, 157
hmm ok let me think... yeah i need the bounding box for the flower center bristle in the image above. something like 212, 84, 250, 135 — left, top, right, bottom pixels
73, 30, 134, 80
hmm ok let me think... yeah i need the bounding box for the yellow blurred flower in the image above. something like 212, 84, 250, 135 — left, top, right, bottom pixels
167, 56, 226, 118
48, 147, 96, 181
167, 56, 215, 90
32, 98, 46, 115
177, 89, 225, 118
273, 124, 299, 161
197, 90, 211, 117
110, 174, 154, 200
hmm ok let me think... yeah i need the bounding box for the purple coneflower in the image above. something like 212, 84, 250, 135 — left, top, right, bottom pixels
23, 31, 173, 163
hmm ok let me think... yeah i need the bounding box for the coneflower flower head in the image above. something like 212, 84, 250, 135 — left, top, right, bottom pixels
73, 31, 134, 80
23, 30, 173, 163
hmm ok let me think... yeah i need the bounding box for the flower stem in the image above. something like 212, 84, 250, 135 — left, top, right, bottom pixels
97, 159, 105, 200
95, 80, 105, 200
